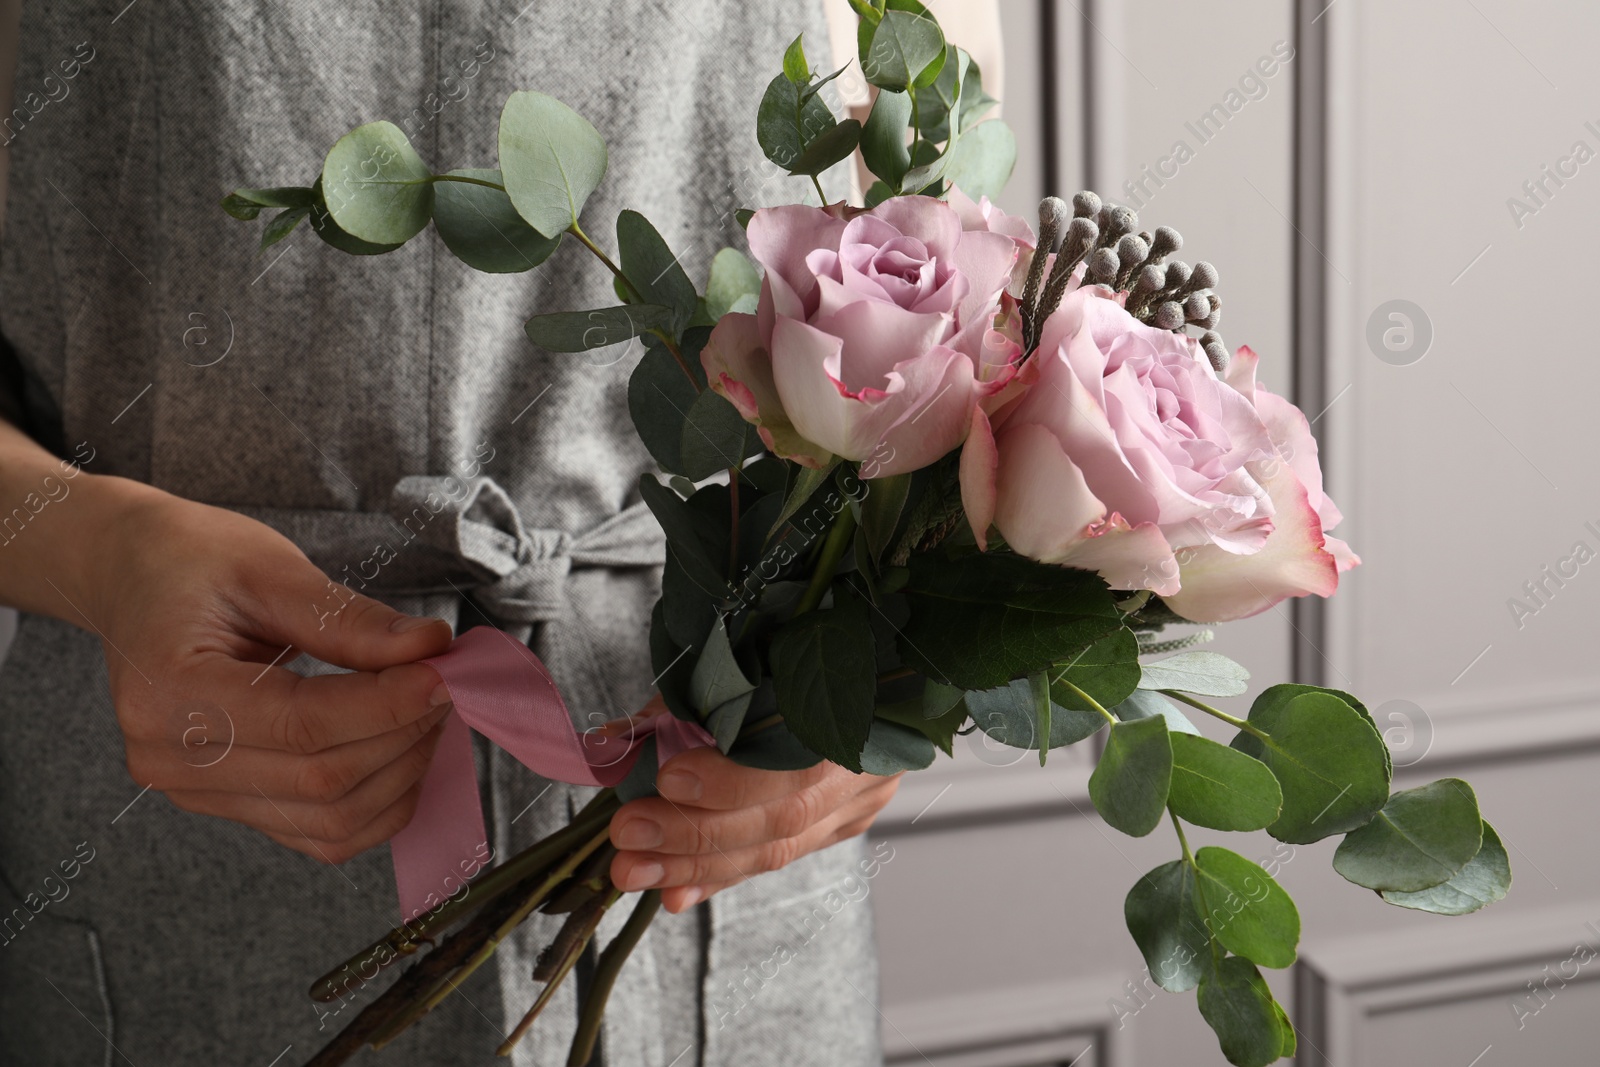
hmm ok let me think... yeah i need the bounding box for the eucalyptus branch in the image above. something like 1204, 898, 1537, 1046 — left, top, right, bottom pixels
1163, 690, 1269, 741
1169, 809, 1223, 971
1059, 678, 1117, 727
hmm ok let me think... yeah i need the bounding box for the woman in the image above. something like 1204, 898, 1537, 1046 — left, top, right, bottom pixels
0, 0, 1012, 1062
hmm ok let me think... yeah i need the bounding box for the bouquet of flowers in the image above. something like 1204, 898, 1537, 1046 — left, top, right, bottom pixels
224, 4, 1510, 1065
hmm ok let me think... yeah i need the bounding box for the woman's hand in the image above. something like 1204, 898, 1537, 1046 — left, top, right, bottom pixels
67, 474, 457, 863
606, 703, 902, 913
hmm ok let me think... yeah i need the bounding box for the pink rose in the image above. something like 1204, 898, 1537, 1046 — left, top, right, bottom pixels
702, 195, 1028, 477
960, 286, 1357, 621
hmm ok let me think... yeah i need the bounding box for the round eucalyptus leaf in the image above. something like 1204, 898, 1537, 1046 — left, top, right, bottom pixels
1382, 820, 1511, 915
860, 718, 936, 775
1193, 847, 1300, 969
943, 120, 1017, 203
1088, 716, 1172, 837
968, 677, 1103, 752
498, 90, 608, 238
1333, 779, 1483, 892
705, 247, 762, 321
1049, 628, 1142, 713
1168, 733, 1282, 832
1124, 859, 1210, 993
309, 178, 403, 256
861, 9, 946, 92
433, 168, 561, 273
320, 121, 434, 246
1198, 957, 1290, 1067
1138, 651, 1252, 698
1234, 690, 1390, 844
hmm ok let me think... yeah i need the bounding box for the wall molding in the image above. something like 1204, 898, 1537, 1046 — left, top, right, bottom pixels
884, 976, 1129, 1067
1294, 899, 1600, 1066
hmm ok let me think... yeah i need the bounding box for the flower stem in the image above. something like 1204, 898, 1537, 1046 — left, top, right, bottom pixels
497, 887, 624, 1056
792, 503, 858, 617
1163, 690, 1269, 741
810, 173, 828, 206
566, 890, 664, 1067
308, 789, 619, 1002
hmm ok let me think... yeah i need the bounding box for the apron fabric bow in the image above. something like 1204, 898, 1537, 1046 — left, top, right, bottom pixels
241, 474, 715, 919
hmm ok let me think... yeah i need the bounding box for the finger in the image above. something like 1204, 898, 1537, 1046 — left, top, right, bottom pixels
612, 775, 900, 856
127, 700, 454, 801
188, 655, 450, 753
654, 746, 844, 811
661, 880, 738, 914
165, 722, 444, 847
259, 783, 425, 866
236, 555, 455, 673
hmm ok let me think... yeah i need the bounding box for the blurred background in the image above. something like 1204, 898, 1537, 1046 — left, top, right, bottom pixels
866, 2, 1600, 1065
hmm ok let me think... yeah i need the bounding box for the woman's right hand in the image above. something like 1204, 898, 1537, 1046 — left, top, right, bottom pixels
67, 474, 457, 863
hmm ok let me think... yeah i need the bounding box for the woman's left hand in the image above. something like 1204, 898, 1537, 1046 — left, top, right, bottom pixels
604, 702, 902, 913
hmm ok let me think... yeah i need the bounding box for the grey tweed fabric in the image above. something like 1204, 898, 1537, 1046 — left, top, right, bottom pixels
0, 3, 881, 1065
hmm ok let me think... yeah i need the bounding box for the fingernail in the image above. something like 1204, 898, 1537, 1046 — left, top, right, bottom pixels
614, 818, 663, 850
429, 682, 453, 710
657, 770, 701, 802
622, 861, 663, 891
678, 885, 705, 909
391, 615, 439, 633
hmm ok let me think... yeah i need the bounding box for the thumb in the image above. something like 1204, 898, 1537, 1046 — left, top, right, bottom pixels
246, 556, 456, 672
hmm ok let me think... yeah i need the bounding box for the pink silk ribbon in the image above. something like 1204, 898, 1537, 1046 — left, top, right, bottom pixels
391, 626, 715, 920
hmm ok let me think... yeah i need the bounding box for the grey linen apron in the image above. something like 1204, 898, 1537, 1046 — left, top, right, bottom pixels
0, 3, 883, 1065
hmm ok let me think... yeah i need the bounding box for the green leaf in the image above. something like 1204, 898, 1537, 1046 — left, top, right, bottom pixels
728, 711, 825, 771
911, 46, 969, 143
1089, 716, 1172, 837
756, 73, 841, 176
613, 734, 660, 803
320, 121, 434, 246
957, 59, 999, 131
679, 388, 755, 481
661, 554, 717, 650
874, 682, 968, 756
770, 600, 878, 771
968, 678, 1103, 753
497, 90, 608, 238
308, 178, 403, 256
1247, 683, 1391, 778
1113, 689, 1201, 735
432, 168, 561, 273
650, 600, 697, 721
1198, 957, 1288, 1067
638, 475, 729, 600
864, 180, 895, 208
1049, 628, 1142, 713
260, 205, 309, 250
861, 8, 947, 92
860, 718, 936, 775
898, 553, 1124, 690
1193, 847, 1300, 968
1233, 689, 1391, 844
1333, 779, 1483, 892
1168, 734, 1283, 832
1124, 860, 1211, 993
860, 90, 914, 190
617, 210, 697, 329
524, 304, 675, 353
943, 120, 1018, 202
859, 471, 911, 562
1139, 651, 1251, 698
689, 618, 757, 716
628, 343, 701, 475
705, 248, 762, 322
1383, 820, 1511, 915
790, 119, 863, 178
782, 34, 810, 85
706, 692, 752, 754
769, 460, 842, 541
223, 186, 314, 220
848, 0, 884, 23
